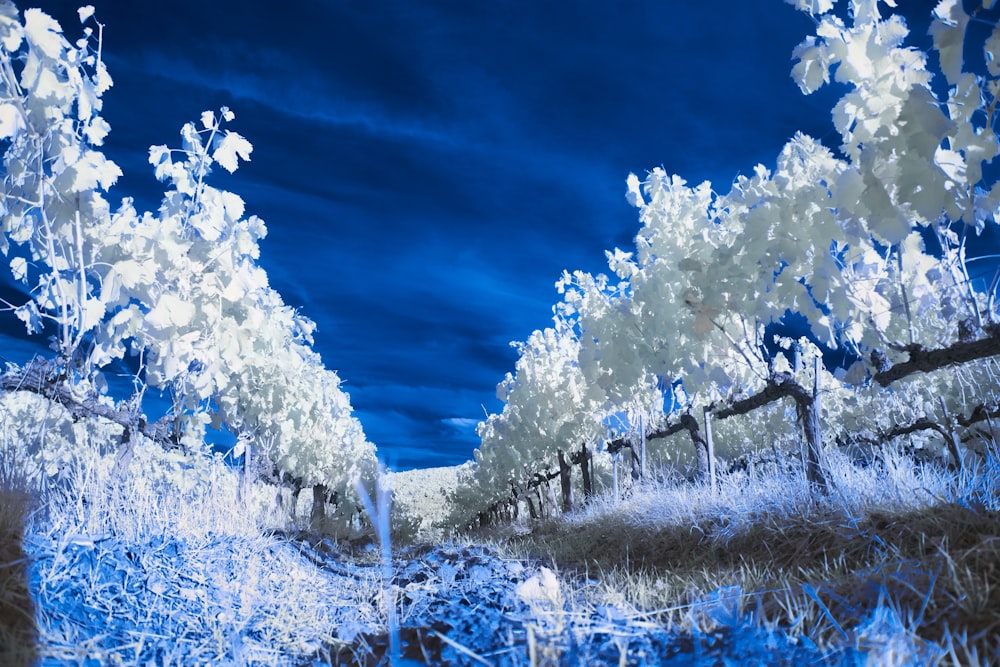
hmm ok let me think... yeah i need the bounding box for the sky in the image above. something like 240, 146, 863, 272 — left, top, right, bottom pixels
3, 1, 858, 469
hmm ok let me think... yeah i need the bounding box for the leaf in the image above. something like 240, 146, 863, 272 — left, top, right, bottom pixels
78, 6, 95, 23
791, 37, 831, 94
9, 256, 26, 282
200, 110, 216, 130
180, 121, 203, 155
190, 210, 225, 242
84, 116, 110, 145
0, 2, 23, 52
784, 0, 834, 14
69, 150, 122, 191
31, 67, 68, 102
626, 173, 644, 207
23, 9, 65, 60
930, 0, 970, 86
0, 103, 24, 140
94, 61, 112, 95
935, 147, 966, 184
212, 130, 252, 173
79, 296, 105, 332
15, 301, 42, 334
148, 144, 173, 182
111, 259, 153, 290
221, 191, 245, 222
146, 293, 196, 329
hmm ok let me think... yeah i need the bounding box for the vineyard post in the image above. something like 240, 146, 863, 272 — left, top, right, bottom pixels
801, 355, 828, 492
239, 437, 252, 508
612, 451, 619, 501
545, 477, 559, 515
526, 491, 538, 520
578, 442, 593, 499
640, 416, 646, 479
630, 442, 641, 482
704, 406, 716, 496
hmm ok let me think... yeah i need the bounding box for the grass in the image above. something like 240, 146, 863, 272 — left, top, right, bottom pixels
0, 443, 39, 667
0, 389, 387, 666
3, 383, 1000, 664
487, 447, 1000, 663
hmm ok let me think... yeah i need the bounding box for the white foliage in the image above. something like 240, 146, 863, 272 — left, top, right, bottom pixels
23, 8, 65, 60
212, 130, 253, 173
465, 0, 1000, 521
0, 5, 376, 501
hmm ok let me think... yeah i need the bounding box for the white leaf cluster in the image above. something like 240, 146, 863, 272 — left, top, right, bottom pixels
0, 6, 376, 496
457, 0, 1000, 518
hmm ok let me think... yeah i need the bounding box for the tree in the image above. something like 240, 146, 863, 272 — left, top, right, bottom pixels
0, 5, 377, 515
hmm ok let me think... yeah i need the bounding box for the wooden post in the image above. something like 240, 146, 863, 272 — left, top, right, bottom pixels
612, 452, 619, 501
545, 477, 558, 515
798, 356, 829, 492
579, 443, 593, 500
704, 406, 716, 496
239, 437, 252, 507
640, 416, 647, 480
525, 491, 538, 520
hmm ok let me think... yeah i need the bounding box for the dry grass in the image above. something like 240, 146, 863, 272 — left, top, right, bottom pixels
0, 445, 40, 667
490, 447, 1000, 662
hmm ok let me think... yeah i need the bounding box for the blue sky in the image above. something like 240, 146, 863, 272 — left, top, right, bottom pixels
6, 1, 846, 469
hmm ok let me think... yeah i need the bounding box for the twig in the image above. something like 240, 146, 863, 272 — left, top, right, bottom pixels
429, 630, 493, 666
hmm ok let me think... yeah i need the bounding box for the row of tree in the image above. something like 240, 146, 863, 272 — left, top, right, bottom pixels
453, 0, 1000, 526
0, 5, 376, 521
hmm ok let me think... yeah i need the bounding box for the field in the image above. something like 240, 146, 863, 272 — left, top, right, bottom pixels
2, 391, 998, 666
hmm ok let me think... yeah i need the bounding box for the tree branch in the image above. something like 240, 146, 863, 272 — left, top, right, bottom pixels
874, 329, 1000, 387
714, 372, 810, 420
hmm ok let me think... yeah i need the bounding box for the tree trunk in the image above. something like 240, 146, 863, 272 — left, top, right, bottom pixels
938, 396, 964, 471
557, 449, 573, 513
111, 424, 135, 484
679, 413, 710, 482
310, 484, 328, 529
526, 493, 538, 520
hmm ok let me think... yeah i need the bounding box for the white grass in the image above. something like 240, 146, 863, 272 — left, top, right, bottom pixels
0, 391, 387, 665
564, 446, 981, 540
4, 385, 999, 665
